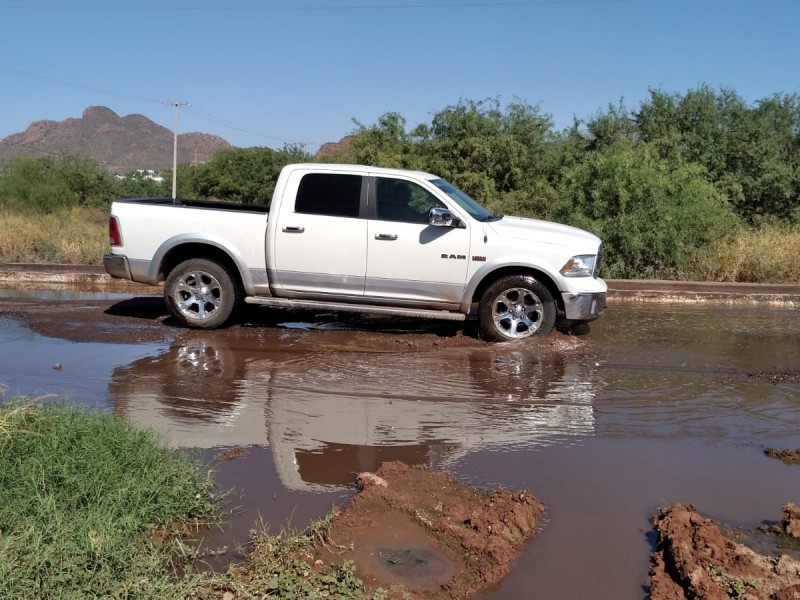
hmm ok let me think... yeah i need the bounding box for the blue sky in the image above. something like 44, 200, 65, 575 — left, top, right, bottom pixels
1, 0, 798, 152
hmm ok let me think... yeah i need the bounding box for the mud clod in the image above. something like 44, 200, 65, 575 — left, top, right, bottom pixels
318, 461, 544, 599
765, 448, 800, 465
356, 472, 389, 489
650, 503, 800, 600
781, 504, 800, 540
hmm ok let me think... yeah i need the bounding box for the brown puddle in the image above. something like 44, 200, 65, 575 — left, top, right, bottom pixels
1, 293, 800, 597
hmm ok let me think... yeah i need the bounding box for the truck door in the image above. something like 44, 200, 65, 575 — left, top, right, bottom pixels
272, 172, 367, 296
365, 176, 470, 305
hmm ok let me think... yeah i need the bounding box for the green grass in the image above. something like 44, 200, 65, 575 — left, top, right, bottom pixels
0, 397, 388, 599
213, 516, 374, 600
0, 398, 215, 599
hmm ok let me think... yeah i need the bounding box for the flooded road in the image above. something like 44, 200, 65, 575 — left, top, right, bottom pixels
1, 295, 799, 599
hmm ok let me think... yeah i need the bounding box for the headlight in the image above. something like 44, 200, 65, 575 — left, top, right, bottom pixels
560, 254, 596, 277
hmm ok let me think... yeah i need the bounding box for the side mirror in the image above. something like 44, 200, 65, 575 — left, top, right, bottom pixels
428, 207, 454, 227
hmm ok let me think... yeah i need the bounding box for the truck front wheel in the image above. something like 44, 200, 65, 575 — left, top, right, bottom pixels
479, 275, 556, 341
165, 258, 240, 329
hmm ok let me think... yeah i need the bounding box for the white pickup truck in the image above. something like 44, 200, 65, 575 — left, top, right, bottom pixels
104, 163, 606, 341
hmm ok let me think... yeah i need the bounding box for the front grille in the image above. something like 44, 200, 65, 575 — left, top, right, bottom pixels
594, 245, 604, 278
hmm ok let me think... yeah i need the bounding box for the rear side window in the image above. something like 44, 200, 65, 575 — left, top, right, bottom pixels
295, 173, 362, 218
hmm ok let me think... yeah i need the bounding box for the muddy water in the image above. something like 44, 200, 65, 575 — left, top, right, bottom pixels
1, 299, 799, 599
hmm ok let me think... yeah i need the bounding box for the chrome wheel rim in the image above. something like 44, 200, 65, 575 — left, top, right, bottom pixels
172, 270, 223, 321
491, 287, 544, 339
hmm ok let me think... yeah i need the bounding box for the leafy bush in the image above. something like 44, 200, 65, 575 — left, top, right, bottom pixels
3, 86, 799, 281
551, 141, 740, 279
0, 155, 115, 214
178, 144, 311, 205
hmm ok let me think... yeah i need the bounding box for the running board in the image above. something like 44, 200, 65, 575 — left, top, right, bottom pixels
244, 296, 466, 321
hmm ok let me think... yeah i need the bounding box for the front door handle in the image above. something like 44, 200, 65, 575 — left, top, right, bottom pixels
375, 233, 398, 241
282, 226, 305, 233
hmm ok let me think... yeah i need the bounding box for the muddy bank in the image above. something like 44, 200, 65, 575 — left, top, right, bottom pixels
207, 462, 544, 599
317, 462, 543, 599
649, 503, 800, 599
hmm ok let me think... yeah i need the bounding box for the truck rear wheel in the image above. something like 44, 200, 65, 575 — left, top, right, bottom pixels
479, 275, 556, 341
165, 258, 239, 329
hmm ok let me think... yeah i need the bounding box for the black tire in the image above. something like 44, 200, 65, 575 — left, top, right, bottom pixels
478, 274, 556, 342
164, 258, 240, 329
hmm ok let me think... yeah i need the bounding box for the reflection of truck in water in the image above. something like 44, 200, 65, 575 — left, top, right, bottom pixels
104, 163, 606, 341
109, 334, 594, 490
109, 336, 597, 492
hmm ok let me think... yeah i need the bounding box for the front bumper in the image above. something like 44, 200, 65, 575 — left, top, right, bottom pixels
561, 291, 606, 322
103, 253, 132, 280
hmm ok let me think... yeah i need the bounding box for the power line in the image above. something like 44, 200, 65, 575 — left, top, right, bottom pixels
185, 106, 313, 145
0, 140, 60, 156
0, 65, 306, 147
0, 139, 167, 169
0, 66, 162, 106
0, 1, 632, 10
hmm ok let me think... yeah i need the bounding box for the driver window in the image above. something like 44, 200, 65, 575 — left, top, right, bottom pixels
375, 178, 445, 223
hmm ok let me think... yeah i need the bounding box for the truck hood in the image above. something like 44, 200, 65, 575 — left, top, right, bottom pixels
487, 216, 601, 250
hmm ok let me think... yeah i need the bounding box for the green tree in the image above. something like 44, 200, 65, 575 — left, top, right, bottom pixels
636, 86, 800, 221
343, 99, 557, 211
411, 98, 554, 203
179, 144, 311, 205
0, 154, 113, 213
346, 112, 415, 169
553, 141, 740, 278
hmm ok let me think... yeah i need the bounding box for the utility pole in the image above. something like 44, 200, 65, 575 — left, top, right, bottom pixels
163, 100, 188, 200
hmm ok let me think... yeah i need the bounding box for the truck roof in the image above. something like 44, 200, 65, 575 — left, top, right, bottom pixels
282, 163, 440, 181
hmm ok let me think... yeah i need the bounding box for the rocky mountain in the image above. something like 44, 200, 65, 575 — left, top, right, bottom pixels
0, 106, 232, 173
315, 136, 352, 159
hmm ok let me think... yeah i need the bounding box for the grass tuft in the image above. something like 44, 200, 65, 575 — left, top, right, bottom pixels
211, 515, 375, 600
0, 399, 216, 599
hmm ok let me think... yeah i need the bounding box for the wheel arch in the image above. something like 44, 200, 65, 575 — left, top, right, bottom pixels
470, 266, 563, 315
158, 242, 246, 296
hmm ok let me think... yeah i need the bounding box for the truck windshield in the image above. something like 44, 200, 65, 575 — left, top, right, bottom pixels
431, 179, 501, 222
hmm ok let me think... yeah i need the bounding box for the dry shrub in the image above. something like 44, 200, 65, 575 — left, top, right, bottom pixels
691, 223, 800, 283
0, 207, 107, 265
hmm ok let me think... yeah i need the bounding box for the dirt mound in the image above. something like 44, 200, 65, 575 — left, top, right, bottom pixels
765, 448, 800, 465
649, 503, 800, 599
318, 461, 544, 599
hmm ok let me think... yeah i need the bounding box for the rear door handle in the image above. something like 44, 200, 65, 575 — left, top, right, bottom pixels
282, 226, 305, 233
375, 233, 398, 241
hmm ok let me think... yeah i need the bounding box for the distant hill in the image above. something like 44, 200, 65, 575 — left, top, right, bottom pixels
315, 136, 352, 159
0, 106, 233, 174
